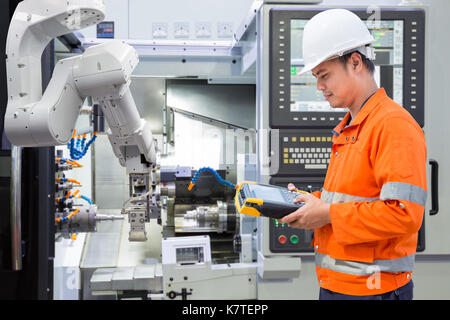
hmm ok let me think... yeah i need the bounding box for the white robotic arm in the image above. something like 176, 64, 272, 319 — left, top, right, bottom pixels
5, 41, 157, 173
4, 0, 158, 241
4, 0, 105, 144
73, 41, 157, 172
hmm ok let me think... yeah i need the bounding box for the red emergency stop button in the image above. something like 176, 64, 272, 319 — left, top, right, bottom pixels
278, 235, 287, 244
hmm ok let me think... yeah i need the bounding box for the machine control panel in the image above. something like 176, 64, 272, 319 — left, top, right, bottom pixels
271, 129, 333, 176
270, 218, 314, 253
269, 8, 425, 128
268, 177, 324, 253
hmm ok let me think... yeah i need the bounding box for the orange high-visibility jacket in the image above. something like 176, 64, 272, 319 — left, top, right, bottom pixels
312, 88, 427, 296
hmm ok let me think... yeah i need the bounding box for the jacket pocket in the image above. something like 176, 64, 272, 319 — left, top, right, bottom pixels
328, 240, 377, 264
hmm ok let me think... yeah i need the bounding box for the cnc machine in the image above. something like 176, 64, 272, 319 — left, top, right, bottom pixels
3, 0, 449, 301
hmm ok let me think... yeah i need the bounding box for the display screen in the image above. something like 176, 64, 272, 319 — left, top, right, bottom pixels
248, 184, 285, 203
290, 19, 404, 113
176, 247, 204, 264
97, 21, 115, 38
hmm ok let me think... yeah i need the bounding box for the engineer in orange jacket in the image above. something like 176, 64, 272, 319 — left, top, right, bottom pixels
279, 9, 427, 300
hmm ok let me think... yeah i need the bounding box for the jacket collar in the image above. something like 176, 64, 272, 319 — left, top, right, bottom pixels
332, 87, 387, 137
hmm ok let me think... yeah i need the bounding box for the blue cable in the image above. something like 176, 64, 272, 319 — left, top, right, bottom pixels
190, 167, 236, 190
59, 192, 93, 205
81, 135, 86, 150
80, 195, 93, 205
67, 133, 97, 160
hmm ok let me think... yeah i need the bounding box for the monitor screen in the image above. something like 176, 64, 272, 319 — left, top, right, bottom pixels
290, 19, 404, 113
97, 21, 115, 38
248, 184, 285, 203
270, 8, 424, 128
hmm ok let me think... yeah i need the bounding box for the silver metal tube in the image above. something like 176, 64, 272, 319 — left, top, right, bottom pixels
10, 146, 22, 271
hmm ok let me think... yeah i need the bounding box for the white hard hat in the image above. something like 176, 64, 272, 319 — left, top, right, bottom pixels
299, 9, 376, 75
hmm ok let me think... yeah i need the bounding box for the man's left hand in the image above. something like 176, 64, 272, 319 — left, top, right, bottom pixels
279, 193, 331, 230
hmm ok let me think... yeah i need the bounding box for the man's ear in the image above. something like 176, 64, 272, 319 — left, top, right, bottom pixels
349, 52, 363, 72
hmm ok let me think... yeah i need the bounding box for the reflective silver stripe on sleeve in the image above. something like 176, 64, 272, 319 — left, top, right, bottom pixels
380, 182, 427, 207
315, 252, 415, 276
321, 190, 379, 204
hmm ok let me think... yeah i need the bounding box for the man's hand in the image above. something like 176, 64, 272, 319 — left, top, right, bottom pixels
279, 183, 331, 230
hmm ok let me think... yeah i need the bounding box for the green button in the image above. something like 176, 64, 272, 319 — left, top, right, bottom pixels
290, 235, 299, 244
290, 66, 296, 75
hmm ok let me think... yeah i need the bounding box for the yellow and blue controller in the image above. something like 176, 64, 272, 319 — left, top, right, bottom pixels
235, 181, 307, 219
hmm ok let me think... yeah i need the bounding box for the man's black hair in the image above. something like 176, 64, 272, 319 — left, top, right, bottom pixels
338, 50, 375, 74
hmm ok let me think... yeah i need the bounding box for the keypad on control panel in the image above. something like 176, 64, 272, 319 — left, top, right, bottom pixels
282, 135, 332, 170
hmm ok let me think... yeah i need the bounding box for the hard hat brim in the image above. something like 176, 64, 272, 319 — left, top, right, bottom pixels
298, 42, 376, 76
297, 62, 318, 76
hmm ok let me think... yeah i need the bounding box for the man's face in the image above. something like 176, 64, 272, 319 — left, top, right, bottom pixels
311, 59, 355, 109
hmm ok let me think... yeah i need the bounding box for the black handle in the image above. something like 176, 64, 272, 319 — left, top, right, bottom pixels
429, 159, 439, 215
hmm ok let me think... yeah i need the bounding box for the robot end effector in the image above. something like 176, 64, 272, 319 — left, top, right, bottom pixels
4, 41, 157, 173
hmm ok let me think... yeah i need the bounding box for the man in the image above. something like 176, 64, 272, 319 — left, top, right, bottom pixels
279, 9, 427, 300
